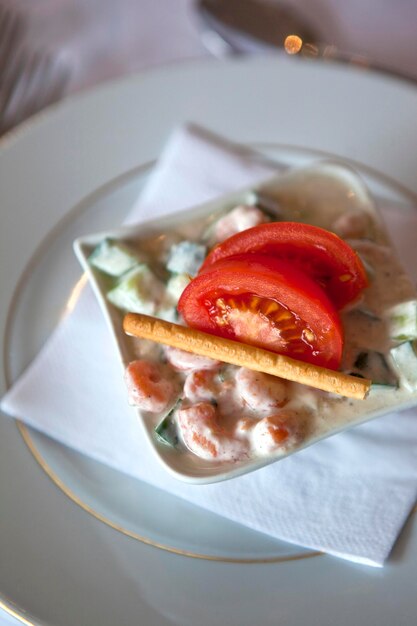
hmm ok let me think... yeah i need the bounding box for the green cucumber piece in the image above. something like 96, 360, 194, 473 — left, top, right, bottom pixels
389, 341, 417, 391
166, 273, 192, 303
89, 238, 142, 277
217, 369, 226, 383
154, 400, 181, 448
349, 350, 397, 386
107, 264, 164, 314
384, 300, 417, 342
155, 273, 191, 322
370, 382, 398, 392
166, 241, 207, 276
156, 307, 178, 323
355, 255, 375, 281
355, 307, 380, 322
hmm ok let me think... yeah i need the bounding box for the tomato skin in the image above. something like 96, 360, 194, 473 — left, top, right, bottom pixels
199, 222, 368, 309
178, 254, 344, 370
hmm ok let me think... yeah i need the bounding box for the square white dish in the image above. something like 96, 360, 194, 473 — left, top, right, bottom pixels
74, 161, 417, 483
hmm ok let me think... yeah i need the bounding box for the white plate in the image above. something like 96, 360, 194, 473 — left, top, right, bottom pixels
1, 56, 417, 626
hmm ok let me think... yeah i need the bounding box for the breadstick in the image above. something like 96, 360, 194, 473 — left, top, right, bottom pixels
123, 313, 371, 400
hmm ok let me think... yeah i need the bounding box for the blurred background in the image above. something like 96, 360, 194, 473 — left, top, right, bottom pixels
1, 0, 417, 135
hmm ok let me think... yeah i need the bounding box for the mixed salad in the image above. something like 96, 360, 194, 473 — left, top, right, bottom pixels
88, 183, 417, 465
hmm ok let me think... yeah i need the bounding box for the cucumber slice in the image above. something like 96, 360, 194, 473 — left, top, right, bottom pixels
89, 239, 142, 277
349, 350, 397, 386
370, 382, 398, 392
389, 341, 417, 391
166, 273, 192, 303
356, 256, 375, 281
107, 264, 164, 314
385, 300, 417, 342
166, 241, 207, 276
154, 400, 181, 448
354, 307, 380, 321
156, 307, 178, 323
155, 273, 191, 322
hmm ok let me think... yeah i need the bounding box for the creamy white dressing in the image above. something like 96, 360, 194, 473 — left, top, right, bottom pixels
114, 199, 417, 463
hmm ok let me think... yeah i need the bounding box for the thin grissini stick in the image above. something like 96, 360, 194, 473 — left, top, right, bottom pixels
123, 313, 371, 400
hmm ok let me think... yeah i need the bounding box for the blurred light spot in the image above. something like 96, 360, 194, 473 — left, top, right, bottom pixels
284, 35, 303, 55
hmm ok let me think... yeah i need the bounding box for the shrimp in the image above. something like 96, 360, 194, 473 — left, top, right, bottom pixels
124, 359, 175, 413
213, 205, 268, 243
251, 412, 304, 456
164, 346, 221, 372
234, 417, 256, 437
177, 402, 248, 461
235, 367, 289, 412
183, 369, 221, 403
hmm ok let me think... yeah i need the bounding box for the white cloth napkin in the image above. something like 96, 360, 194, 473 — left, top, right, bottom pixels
2, 124, 417, 567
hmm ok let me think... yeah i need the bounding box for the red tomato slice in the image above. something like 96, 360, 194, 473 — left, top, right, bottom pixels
178, 254, 344, 370
199, 222, 368, 309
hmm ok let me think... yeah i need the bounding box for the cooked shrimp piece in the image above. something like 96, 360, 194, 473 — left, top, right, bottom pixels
177, 402, 248, 461
235, 417, 255, 434
234, 417, 256, 440
183, 369, 220, 403
164, 346, 221, 372
124, 359, 175, 413
251, 412, 303, 456
235, 368, 288, 412
213, 205, 268, 243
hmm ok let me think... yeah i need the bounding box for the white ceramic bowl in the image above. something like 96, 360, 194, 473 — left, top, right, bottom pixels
74, 162, 417, 483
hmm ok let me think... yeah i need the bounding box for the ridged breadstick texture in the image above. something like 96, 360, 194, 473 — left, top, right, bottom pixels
123, 313, 371, 400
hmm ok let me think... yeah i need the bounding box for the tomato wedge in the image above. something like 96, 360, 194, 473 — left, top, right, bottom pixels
199, 222, 368, 309
178, 254, 344, 369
